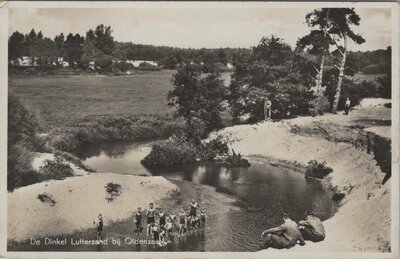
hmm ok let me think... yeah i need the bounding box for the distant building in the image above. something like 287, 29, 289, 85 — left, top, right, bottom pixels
126, 60, 158, 67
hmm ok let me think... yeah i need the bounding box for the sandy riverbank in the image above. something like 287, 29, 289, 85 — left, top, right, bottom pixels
212, 101, 391, 252
8, 173, 179, 241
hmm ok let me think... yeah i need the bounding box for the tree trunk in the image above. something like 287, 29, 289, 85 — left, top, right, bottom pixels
332, 36, 348, 114
313, 9, 330, 116
313, 56, 325, 115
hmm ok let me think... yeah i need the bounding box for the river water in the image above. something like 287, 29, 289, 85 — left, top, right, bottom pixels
72, 141, 333, 251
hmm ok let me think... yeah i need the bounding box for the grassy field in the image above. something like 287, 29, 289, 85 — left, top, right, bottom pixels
9, 70, 232, 129
9, 70, 177, 128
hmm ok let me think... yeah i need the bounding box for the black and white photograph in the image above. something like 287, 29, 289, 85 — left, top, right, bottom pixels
1, 1, 398, 258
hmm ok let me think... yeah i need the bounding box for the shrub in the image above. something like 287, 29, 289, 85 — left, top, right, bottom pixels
37, 193, 56, 206
38, 158, 74, 181
7, 144, 41, 191
305, 160, 333, 179
105, 182, 122, 202
198, 136, 229, 161
54, 151, 96, 172
223, 149, 250, 167
141, 137, 198, 168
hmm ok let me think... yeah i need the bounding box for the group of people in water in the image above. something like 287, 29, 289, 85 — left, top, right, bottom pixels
109, 198, 206, 246
261, 210, 326, 249
94, 198, 325, 250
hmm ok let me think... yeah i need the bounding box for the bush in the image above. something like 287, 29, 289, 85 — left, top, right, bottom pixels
54, 151, 96, 172
141, 136, 198, 168
7, 144, 41, 191
198, 136, 229, 161
305, 160, 333, 179
37, 193, 56, 206
38, 158, 74, 181
105, 182, 122, 202
223, 149, 250, 167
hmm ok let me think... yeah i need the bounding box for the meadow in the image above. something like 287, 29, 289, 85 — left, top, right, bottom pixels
9, 70, 232, 129
9, 70, 232, 151
9, 70, 177, 128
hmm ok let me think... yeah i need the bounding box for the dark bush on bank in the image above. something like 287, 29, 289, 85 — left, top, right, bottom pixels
305, 160, 333, 179
37, 193, 56, 206
38, 158, 74, 181
8, 95, 47, 191
7, 144, 42, 192
141, 135, 198, 168
105, 182, 122, 202
141, 133, 248, 168
54, 151, 96, 172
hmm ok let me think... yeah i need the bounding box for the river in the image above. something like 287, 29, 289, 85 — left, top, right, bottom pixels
72, 140, 333, 251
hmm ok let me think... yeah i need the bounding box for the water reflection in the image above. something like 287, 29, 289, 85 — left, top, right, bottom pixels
73, 141, 333, 251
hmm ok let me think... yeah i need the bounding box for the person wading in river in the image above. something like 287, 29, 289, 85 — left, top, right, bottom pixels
298, 210, 326, 242
147, 203, 155, 236
159, 208, 166, 227
178, 208, 186, 238
134, 207, 143, 240
93, 213, 103, 241
261, 213, 305, 249
188, 199, 199, 220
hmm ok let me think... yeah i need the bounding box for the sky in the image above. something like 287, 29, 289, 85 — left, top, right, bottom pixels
8, 7, 392, 52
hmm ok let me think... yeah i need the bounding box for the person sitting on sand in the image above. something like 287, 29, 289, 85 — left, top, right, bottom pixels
178, 208, 186, 238
134, 207, 143, 237
298, 210, 325, 242
159, 208, 166, 227
200, 209, 206, 228
188, 199, 199, 219
261, 213, 305, 249
147, 203, 155, 236
93, 213, 103, 241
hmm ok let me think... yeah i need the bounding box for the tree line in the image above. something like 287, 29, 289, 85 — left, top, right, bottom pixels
8, 25, 250, 72
9, 22, 389, 74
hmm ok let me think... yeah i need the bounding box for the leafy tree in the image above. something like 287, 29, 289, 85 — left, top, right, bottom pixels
37, 37, 57, 67
8, 31, 25, 64
25, 29, 40, 66
168, 64, 225, 136
197, 72, 226, 131
297, 9, 332, 115
228, 36, 314, 122
54, 33, 65, 64
168, 64, 202, 130
94, 24, 114, 55
64, 33, 84, 68
252, 35, 292, 65
326, 8, 365, 113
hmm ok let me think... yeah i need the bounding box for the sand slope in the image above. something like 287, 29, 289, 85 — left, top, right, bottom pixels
8, 173, 179, 241
213, 104, 391, 252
